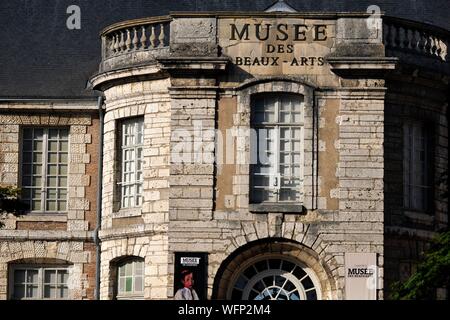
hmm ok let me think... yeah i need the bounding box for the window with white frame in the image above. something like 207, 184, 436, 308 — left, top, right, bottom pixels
116, 258, 144, 299
119, 118, 144, 209
21, 128, 69, 212
250, 94, 304, 203
403, 121, 432, 212
10, 266, 69, 300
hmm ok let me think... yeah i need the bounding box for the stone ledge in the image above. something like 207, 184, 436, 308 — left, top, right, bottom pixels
327, 56, 398, 78
15, 214, 68, 222
112, 208, 142, 219
0, 230, 94, 241
249, 203, 307, 214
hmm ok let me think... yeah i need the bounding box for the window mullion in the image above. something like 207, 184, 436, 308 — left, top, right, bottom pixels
134, 144, 138, 205
274, 108, 280, 201
38, 268, 43, 300
134, 122, 139, 205
41, 129, 49, 212
121, 122, 127, 208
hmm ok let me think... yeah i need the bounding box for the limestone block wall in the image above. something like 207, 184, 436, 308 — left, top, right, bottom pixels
0, 104, 99, 299
384, 71, 449, 297
167, 80, 385, 300
99, 79, 172, 299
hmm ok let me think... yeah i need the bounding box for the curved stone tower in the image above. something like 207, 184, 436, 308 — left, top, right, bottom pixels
88, 8, 448, 300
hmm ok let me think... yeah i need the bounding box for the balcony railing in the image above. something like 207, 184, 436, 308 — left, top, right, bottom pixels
99, 16, 171, 72
383, 17, 449, 62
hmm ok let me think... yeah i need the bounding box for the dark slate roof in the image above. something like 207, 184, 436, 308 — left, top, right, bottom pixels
0, 0, 449, 98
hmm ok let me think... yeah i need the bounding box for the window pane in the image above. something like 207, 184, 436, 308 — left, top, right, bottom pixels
48, 129, 59, 139
279, 188, 299, 201
59, 141, 68, 152
59, 271, 69, 285
403, 122, 429, 211
31, 200, 41, 211
33, 152, 43, 163
119, 265, 125, 277
14, 285, 25, 299
48, 153, 58, 163
34, 141, 43, 151
47, 164, 58, 175
58, 201, 67, 211
125, 277, 133, 292
23, 152, 32, 163
26, 285, 39, 298
59, 129, 69, 140
33, 165, 42, 176
23, 129, 33, 139
119, 277, 125, 292
46, 200, 57, 211
22, 188, 31, 200
59, 153, 68, 163
44, 285, 56, 299
135, 261, 144, 275
60, 286, 69, 298
58, 177, 67, 187
32, 189, 41, 199
59, 165, 68, 175
33, 129, 44, 140
135, 276, 143, 292
47, 189, 57, 199
48, 141, 58, 151
14, 270, 26, 283
47, 177, 57, 187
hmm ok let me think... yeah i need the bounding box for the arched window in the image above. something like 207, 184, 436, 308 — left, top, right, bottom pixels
229, 257, 319, 300
250, 94, 304, 204
116, 257, 144, 300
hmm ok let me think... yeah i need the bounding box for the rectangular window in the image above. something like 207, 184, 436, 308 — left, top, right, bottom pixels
21, 128, 69, 212
119, 118, 144, 209
403, 121, 432, 212
11, 266, 69, 300
250, 94, 304, 204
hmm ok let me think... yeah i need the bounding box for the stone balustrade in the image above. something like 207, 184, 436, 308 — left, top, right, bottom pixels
383, 17, 449, 62
96, 14, 450, 74
99, 16, 171, 72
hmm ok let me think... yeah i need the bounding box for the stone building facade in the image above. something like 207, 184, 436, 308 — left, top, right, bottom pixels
0, 4, 448, 300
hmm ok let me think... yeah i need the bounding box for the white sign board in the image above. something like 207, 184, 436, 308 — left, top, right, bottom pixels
180, 257, 201, 266
345, 253, 377, 300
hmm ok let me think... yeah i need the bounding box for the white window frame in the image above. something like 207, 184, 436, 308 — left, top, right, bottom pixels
118, 118, 144, 209
20, 127, 69, 213
403, 120, 431, 212
9, 265, 70, 300
116, 258, 144, 300
250, 94, 305, 204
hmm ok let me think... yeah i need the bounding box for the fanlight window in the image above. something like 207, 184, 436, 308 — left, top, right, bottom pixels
229, 257, 319, 300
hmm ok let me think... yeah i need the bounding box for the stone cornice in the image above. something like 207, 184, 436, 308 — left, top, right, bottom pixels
90, 64, 166, 91
168, 86, 220, 99
327, 57, 398, 78
157, 57, 230, 74
0, 230, 95, 241
98, 225, 168, 241
169, 11, 380, 19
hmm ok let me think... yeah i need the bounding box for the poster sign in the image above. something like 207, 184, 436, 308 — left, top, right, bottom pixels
345, 253, 377, 300
174, 252, 208, 300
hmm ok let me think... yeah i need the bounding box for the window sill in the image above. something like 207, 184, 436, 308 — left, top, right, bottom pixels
116, 294, 145, 300
249, 203, 306, 214
404, 210, 434, 224
112, 208, 142, 219
16, 213, 67, 222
